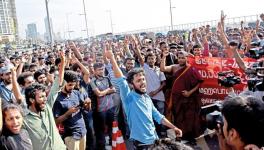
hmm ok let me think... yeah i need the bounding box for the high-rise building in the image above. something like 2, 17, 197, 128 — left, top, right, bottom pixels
44, 16, 54, 42
26, 23, 38, 40
0, 0, 18, 42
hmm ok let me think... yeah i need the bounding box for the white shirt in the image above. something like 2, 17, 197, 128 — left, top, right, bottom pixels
143, 63, 166, 101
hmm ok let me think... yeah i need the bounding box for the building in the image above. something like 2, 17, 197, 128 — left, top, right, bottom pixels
26, 23, 37, 39
44, 16, 54, 42
0, 0, 18, 43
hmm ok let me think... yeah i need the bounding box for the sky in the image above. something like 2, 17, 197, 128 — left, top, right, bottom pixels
16, 0, 264, 39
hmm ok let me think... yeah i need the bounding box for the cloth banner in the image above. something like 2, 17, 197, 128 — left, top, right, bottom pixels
188, 56, 256, 105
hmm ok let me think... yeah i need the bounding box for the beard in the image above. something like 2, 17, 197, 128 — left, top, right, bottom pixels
4, 79, 11, 85
64, 87, 73, 94
134, 88, 146, 95
35, 102, 44, 112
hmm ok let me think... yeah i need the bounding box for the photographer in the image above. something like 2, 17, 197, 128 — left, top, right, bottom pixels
217, 96, 264, 150
228, 40, 264, 101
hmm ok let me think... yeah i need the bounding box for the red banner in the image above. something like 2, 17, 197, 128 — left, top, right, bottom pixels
188, 57, 256, 105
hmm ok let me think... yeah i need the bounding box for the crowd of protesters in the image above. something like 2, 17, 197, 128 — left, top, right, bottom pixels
0, 12, 263, 150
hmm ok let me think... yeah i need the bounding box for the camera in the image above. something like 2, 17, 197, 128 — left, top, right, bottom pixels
249, 46, 264, 59
245, 66, 264, 91
218, 71, 241, 87
201, 101, 223, 130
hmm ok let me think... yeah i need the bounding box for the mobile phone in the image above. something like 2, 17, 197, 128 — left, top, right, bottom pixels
76, 101, 84, 108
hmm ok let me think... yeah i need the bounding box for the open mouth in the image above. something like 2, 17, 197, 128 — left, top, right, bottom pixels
40, 102, 46, 108
11, 125, 21, 132
140, 84, 146, 90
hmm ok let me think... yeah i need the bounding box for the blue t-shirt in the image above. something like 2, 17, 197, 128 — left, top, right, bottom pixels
116, 77, 164, 144
53, 90, 87, 140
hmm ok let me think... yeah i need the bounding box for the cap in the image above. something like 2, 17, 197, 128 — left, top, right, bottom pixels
38, 56, 45, 60
169, 43, 178, 49
0, 64, 14, 74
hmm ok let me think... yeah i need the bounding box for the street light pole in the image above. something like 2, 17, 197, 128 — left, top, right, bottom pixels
45, 0, 53, 44
66, 13, 71, 39
169, 0, 174, 31
106, 10, 114, 33
82, 0, 89, 43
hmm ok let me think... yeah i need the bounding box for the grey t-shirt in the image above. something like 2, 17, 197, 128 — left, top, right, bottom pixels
0, 129, 33, 150
90, 76, 115, 112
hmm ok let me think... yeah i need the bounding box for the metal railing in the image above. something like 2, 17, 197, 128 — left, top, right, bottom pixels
116, 14, 260, 35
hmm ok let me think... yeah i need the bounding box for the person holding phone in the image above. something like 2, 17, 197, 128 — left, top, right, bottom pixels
53, 70, 91, 150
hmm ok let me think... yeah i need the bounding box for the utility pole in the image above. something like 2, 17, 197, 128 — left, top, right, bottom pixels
82, 0, 89, 43
106, 10, 114, 33
45, 0, 53, 44
66, 13, 72, 39
169, 0, 174, 31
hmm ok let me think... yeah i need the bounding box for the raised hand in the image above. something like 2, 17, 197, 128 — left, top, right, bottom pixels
217, 22, 223, 33
104, 45, 114, 60
71, 54, 79, 64
220, 11, 226, 23
59, 51, 65, 63
162, 49, 169, 58
10, 66, 17, 76
69, 41, 77, 50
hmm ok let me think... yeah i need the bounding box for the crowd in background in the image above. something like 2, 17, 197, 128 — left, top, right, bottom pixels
0, 13, 263, 150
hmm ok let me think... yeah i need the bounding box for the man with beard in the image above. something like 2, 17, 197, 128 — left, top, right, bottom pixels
23, 52, 66, 150
136, 51, 167, 138
104, 48, 182, 149
53, 70, 91, 150
160, 50, 203, 143
0, 64, 18, 108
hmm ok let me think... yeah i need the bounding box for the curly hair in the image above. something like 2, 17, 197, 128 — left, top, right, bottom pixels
64, 70, 79, 83
126, 67, 145, 84
34, 69, 46, 81
149, 138, 193, 150
25, 83, 46, 107
17, 72, 33, 86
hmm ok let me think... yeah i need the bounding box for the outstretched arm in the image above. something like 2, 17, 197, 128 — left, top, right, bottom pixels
104, 44, 123, 78
11, 67, 24, 104
72, 55, 90, 83
58, 52, 65, 87
218, 22, 229, 50
69, 41, 83, 61
160, 50, 173, 73
161, 118, 182, 138
232, 47, 247, 71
